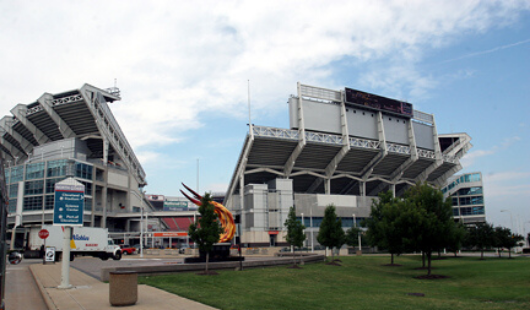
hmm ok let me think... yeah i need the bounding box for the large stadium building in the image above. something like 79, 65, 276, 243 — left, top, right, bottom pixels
224, 83, 473, 247
2, 84, 164, 249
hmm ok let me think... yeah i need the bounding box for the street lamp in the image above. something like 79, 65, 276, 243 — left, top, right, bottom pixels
353, 214, 361, 252
301, 212, 304, 248
310, 207, 314, 253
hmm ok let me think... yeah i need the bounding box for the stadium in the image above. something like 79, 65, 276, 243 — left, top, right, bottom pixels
223, 83, 473, 247
1, 82, 477, 251
1, 84, 165, 250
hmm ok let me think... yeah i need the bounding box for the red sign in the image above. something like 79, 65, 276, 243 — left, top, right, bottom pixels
153, 232, 188, 237
38, 229, 49, 239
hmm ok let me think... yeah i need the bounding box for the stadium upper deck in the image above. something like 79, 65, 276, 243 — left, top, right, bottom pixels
225, 83, 472, 208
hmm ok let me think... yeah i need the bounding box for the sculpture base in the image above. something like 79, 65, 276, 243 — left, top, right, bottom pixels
184, 243, 245, 263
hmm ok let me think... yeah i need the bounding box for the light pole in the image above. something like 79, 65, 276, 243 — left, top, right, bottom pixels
140, 207, 144, 258
310, 207, 314, 253
353, 213, 361, 252
301, 212, 304, 248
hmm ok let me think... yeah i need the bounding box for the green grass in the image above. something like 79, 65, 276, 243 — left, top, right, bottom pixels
138, 255, 530, 310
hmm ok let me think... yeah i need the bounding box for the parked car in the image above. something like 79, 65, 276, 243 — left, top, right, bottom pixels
119, 244, 136, 255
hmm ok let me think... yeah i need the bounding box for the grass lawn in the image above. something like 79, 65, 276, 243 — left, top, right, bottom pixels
139, 255, 530, 310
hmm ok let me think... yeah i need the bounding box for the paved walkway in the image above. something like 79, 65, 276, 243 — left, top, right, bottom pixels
6, 259, 47, 310
30, 262, 218, 310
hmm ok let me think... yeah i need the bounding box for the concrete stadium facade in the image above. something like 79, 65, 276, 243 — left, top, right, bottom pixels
224, 83, 473, 247
2, 84, 163, 248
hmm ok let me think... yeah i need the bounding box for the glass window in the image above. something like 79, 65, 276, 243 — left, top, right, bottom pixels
25, 180, 44, 195
79, 181, 93, 196
8, 199, 16, 213
75, 162, 93, 180
459, 196, 484, 206
26, 162, 45, 180
460, 206, 485, 216
45, 195, 55, 210
46, 178, 66, 194
84, 198, 92, 211
452, 208, 459, 216
458, 187, 483, 196
452, 197, 458, 206
10, 166, 24, 183
23, 196, 43, 211
47, 159, 67, 177
9, 184, 18, 199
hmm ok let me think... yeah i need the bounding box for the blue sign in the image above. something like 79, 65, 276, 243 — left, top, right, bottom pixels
53, 181, 85, 226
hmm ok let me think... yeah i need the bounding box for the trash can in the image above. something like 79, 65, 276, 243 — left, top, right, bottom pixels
109, 271, 137, 306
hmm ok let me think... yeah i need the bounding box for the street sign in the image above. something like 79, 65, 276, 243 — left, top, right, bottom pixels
38, 229, 49, 239
53, 179, 85, 226
45, 247, 55, 263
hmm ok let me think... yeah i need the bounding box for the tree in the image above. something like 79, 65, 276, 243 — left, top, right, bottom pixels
364, 191, 408, 265
502, 230, 524, 259
493, 226, 510, 258
317, 204, 345, 262
345, 226, 362, 248
403, 182, 455, 276
188, 193, 224, 274
465, 222, 494, 260
447, 222, 468, 257
284, 206, 306, 266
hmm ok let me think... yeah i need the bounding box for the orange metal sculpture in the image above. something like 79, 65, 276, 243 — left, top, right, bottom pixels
180, 183, 236, 243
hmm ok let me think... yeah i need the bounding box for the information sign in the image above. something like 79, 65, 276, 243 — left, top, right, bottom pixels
53, 181, 85, 226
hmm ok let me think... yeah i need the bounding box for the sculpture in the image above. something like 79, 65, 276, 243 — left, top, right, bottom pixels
180, 183, 236, 243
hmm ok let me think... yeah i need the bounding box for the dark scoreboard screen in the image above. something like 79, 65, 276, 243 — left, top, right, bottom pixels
345, 87, 413, 118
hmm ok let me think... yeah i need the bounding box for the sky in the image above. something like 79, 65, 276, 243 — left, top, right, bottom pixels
0, 0, 529, 232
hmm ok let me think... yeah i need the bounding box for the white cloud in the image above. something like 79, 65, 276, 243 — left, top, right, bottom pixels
484, 171, 530, 197
460, 136, 521, 168
1, 0, 528, 154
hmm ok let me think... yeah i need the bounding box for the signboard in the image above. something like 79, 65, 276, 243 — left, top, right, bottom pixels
153, 232, 188, 237
53, 180, 85, 226
345, 87, 413, 118
163, 200, 189, 212
38, 229, 49, 239
45, 247, 55, 263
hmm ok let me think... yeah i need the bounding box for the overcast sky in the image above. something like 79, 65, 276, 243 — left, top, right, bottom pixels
1, 0, 529, 231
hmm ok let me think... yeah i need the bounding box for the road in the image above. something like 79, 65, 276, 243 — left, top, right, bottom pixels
5, 258, 47, 310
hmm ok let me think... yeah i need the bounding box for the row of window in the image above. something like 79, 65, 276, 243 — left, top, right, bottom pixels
21, 195, 93, 212
6, 160, 93, 184
12, 177, 95, 198
442, 173, 482, 194
297, 217, 364, 228
453, 206, 485, 216
452, 186, 483, 196
454, 196, 484, 206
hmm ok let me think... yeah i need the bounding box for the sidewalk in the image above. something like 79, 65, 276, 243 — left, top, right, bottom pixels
29, 263, 218, 310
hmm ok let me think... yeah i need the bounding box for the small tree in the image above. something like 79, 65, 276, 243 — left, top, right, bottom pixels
447, 222, 468, 257
188, 193, 224, 274
504, 232, 524, 259
317, 204, 345, 263
403, 183, 455, 275
493, 226, 510, 258
364, 191, 409, 265
465, 222, 494, 260
345, 226, 362, 249
284, 207, 306, 266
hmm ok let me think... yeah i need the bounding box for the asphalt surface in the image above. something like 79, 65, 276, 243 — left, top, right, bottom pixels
5, 259, 48, 310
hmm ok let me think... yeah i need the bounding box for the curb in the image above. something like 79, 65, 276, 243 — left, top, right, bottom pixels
29, 265, 57, 310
